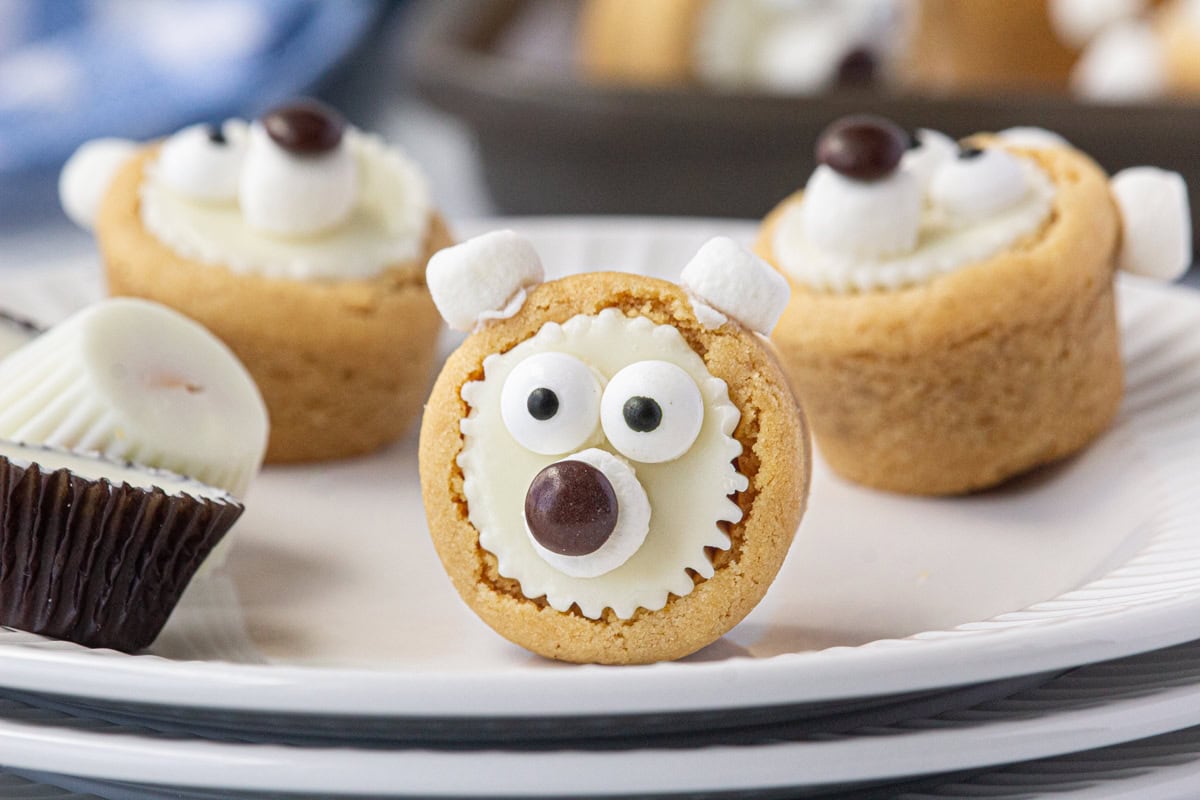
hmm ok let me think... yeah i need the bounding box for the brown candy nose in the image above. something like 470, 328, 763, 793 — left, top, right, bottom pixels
524, 460, 619, 557
262, 100, 346, 155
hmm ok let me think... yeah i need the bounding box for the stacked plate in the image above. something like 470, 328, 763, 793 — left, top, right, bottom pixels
1, 218, 1200, 799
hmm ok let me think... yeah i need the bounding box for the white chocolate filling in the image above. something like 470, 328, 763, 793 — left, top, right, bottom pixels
0, 440, 233, 502
140, 128, 432, 281
458, 309, 747, 620
773, 154, 1056, 293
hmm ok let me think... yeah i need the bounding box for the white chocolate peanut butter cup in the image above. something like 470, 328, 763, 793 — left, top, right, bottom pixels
0, 298, 268, 498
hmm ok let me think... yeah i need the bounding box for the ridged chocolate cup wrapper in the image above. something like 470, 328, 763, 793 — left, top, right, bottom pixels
0, 440, 243, 652
0, 311, 41, 361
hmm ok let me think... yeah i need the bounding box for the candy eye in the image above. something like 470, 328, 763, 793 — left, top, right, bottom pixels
601, 361, 703, 464
500, 353, 601, 455
929, 146, 1030, 223
156, 122, 246, 202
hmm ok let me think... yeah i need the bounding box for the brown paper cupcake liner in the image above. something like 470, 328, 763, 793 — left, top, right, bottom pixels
0, 454, 243, 652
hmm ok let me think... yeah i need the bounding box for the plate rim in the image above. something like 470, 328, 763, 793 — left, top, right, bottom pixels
0, 216, 1198, 718
4, 642, 1200, 794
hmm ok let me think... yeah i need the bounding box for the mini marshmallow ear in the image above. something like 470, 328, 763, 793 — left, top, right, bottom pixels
1071, 20, 1166, 103
679, 237, 791, 336
1111, 167, 1192, 282
59, 138, 138, 230
426, 230, 545, 332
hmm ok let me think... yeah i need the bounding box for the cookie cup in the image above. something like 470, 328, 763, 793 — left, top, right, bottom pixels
756, 144, 1123, 495
903, 0, 1077, 92
419, 272, 810, 665
579, 0, 704, 85
97, 150, 452, 463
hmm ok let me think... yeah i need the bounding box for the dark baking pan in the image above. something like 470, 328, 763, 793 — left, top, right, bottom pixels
407, 0, 1200, 235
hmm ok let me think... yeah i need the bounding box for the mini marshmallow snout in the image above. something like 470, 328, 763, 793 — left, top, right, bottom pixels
929, 148, 1030, 224
801, 164, 922, 258
680, 236, 791, 335
426, 230, 546, 331
59, 138, 138, 230
523, 448, 652, 579
238, 122, 358, 237
1111, 167, 1192, 281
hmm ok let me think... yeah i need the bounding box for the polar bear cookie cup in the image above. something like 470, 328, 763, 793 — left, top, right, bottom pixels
419, 232, 810, 665
60, 100, 453, 462
756, 115, 1191, 496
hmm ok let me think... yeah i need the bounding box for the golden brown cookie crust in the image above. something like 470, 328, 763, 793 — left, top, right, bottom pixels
419, 272, 810, 665
756, 143, 1123, 495
578, 0, 705, 86
97, 148, 452, 463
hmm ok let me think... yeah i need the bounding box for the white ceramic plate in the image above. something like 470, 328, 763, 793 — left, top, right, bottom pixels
0, 217, 1197, 719
3, 639, 1200, 795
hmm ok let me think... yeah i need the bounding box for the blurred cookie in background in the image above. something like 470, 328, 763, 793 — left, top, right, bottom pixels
578, 0, 901, 93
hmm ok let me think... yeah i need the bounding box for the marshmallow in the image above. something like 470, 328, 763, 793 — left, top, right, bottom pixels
753, 13, 852, 93
929, 148, 1030, 224
426, 230, 545, 332
238, 121, 357, 237
156, 121, 247, 202
524, 448, 651, 579
1050, 0, 1146, 48
997, 127, 1071, 150
1072, 20, 1167, 103
901, 128, 958, 193
59, 138, 138, 230
679, 236, 791, 335
801, 164, 922, 258
1111, 167, 1192, 281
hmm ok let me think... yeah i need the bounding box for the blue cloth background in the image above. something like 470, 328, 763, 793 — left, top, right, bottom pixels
0, 0, 382, 221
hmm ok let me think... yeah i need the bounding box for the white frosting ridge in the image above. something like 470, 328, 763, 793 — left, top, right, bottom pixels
140, 128, 432, 281
458, 309, 746, 620
774, 159, 1056, 293
0, 298, 268, 498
